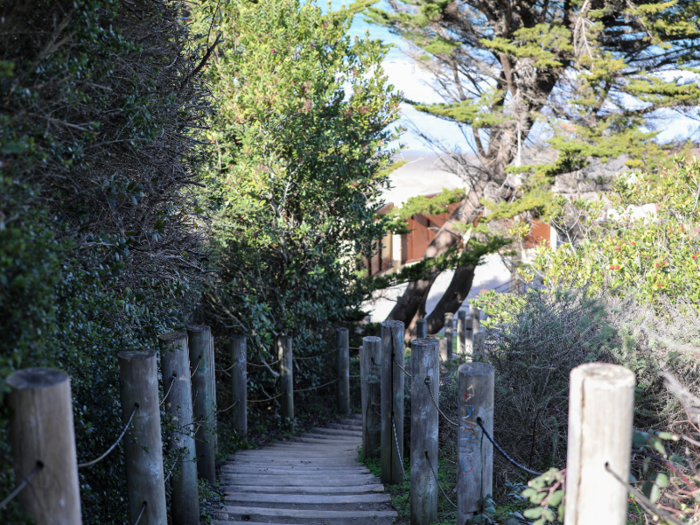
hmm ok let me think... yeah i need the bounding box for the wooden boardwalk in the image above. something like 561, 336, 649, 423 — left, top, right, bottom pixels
215, 413, 398, 525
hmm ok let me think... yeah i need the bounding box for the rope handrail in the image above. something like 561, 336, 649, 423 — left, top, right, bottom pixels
190, 359, 200, 378
78, 404, 138, 468
218, 399, 239, 414
247, 358, 281, 367
426, 451, 457, 509
249, 392, 284, 403
293, 377, 339, 393
424, 377, 459, 427
133, 502, 147, 525
392, 415, 407, 481
0, 461, 43, 510
160, 376, 176, 406
294, 347, 338, 361
476, 418, 541, 476
394, 357, 412, 378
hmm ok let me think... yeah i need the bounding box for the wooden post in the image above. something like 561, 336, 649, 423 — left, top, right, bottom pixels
564, 363, 635, 525
410, 338, 440, 525
187, 325, 216, 484
277, 335, 294, 424
337, 328, 350, 416
159, 332, 200, 525
471, 306, 481, 334
416, 318, 427, 339
361, 336, 382, 460
444, 312, 453, 362
381, 320, 405, 485
457, 362, 494, 523
118, 350, 168, 525
210, 333, 218, 456
473, 332, 485, 359
230, 335, 247, 436
7, 368, 82, 525
457, 310, 467, 357
465, 317, 473, 357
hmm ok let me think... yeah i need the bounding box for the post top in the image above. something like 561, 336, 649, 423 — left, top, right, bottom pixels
444, 312, 454, 319
158, 331, 186, 343
458, 362, 494, 376
411, 337, 439, 347
6, 368, 69, 390
381, 320, 404, 328
118, 349, 156, 361
336, 327, 349, 333
187, 324, 211, 333
571, 362, 635, 386
458, 310, 467, 318
230, 334, 246, 341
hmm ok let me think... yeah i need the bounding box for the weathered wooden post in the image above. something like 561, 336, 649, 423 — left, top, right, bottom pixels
381, 320, 405, 485
410, 338, 440, 525
473, 332, 485, 358
230, 335, 247, 436
444, 312, 454, 362
187, 325, 216, 484
457, 362, 494, 523
416, 318, 427, 339
564, 363, 635, 525
277, 335, 294, 423
360, 336, 382, 459
337, 328, 350, 416
7, 368, 82, 525
471, 306, 481, 334
457, 310, 467, 357
210, 333, 218, 456
159, 332, 200, 525
465, 317, 473, 357
118, 350, 168, 524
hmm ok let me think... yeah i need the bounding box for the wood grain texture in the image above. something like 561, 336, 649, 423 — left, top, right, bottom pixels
565, 363, 635, 525
380, 320, 405, 485
337, 328, 350, 416
159, 332, 200, 525
457, 362, 494, 523
444, 312, 453, 362
230, 335, 247, 436
118, 350, 168, 525
188, 325, 216, 484
457, 310, 467, 357
277, 336, 294, 424
7, 368, 82, 525
410, 338, 440, 525
361, 337, 382, 459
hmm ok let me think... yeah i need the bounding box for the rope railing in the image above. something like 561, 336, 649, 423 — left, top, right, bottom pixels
294, 347, 338, 361
249, 392, 284, 403
0, 461, 43, 511
160, 375, 176, 406
293, 377, 339, 393
426, 451, 457, 509
247, 357, 281, 368
424, 377, 459, 427
218, 399, 239, 414
133, 502, 147, 525
78, 404, 138, 468
392, 415, 407, 481
476, 418, 541, 476
393, 357, 412, 378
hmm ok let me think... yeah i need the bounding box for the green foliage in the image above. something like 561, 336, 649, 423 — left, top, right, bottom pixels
521, 468, 565, 524
0, 0, 209, 521
366, 0, 700, 181
193, 0, 401, 419
385, 187, 467, 233
535, 158, 700, 308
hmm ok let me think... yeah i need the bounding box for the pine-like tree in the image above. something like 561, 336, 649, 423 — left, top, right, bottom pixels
367, 0, 700, 330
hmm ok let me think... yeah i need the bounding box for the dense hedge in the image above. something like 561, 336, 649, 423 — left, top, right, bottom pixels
0, 0, 210, 522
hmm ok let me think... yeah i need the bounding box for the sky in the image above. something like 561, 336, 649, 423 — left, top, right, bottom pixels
326, 0, 699, 154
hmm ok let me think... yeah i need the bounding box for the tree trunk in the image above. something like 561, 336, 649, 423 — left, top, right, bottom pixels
387, 190, 482, 326
425, 265, 476, 335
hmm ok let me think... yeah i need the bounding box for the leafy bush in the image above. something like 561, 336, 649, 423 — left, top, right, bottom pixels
0, 0, 210, 521
192, 0, 401, 423
536, 158, 700, 307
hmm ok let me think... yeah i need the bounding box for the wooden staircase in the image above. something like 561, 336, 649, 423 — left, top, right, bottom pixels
216, 413, 398, 524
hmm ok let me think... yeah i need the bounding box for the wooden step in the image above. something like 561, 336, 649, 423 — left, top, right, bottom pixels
219, 505, 398, 519
224, 493, 391, 504
218, 484, 385, 494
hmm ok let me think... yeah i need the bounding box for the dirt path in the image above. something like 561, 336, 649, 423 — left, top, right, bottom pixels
215, 414, 397, 524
